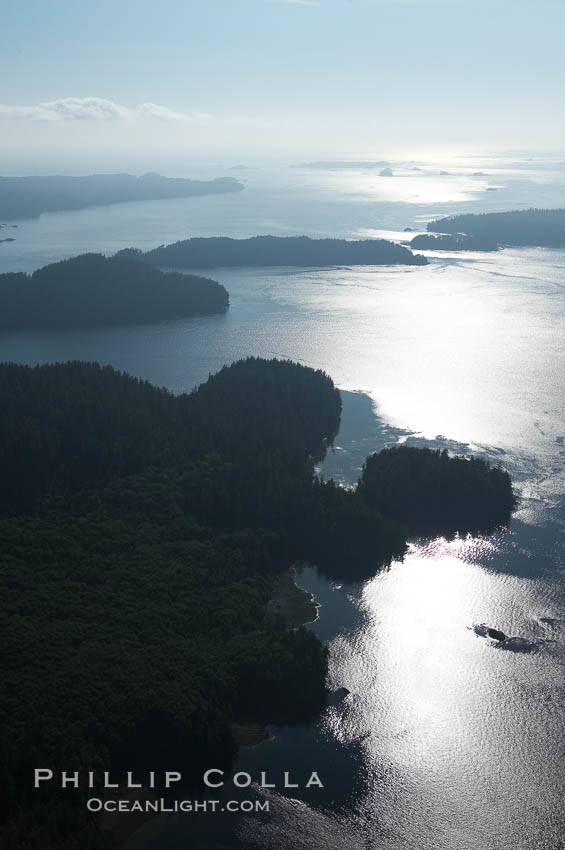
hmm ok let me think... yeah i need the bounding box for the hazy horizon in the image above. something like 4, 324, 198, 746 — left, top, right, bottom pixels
2, 0, 565, 169
2, 147, 565, 183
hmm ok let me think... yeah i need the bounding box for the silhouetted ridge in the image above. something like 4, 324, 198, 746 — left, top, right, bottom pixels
0, 253, 228, 329
117, 235, 428, 268
427, 208, 565, 247
0, 173, 244, 219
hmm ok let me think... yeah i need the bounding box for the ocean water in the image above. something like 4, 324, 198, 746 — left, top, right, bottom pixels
1, 152, 564, 849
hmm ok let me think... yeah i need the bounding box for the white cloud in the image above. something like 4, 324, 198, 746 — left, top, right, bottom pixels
0, 97, 208, 123
41, 97, 133, 120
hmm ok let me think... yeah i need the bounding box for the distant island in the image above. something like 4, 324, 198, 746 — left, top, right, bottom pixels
427, 208, 565, 248
409, 233, 499, 252
0, 253, 228, 329
117, 235, 428, 268
0, 172, 244, 219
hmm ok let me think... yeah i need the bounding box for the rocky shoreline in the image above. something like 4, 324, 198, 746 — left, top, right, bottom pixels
268, 565, 319, 628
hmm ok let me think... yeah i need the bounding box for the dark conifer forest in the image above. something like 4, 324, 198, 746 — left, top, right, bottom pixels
0, 359, 515, 849
116, 234, 428, 268
0, 254, 228, 329
358, 445, 516, 535
427, 208, 565, 247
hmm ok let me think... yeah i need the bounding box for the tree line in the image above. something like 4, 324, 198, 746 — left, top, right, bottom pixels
117, 234, 428, 268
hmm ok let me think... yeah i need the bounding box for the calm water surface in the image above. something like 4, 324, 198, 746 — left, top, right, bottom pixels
1, 156, 564, 849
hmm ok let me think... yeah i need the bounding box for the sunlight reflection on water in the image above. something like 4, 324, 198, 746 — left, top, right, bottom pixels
316, 538, 565, 850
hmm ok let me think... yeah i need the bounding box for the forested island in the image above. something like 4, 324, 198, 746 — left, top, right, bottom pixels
117, 235, 428, 268
0, 253, 228, 329
0, 173, 244, 220
0, 358, 515, 848
358, 446, 516, 536
409, 233, 499, 252
427, 208, 565, 247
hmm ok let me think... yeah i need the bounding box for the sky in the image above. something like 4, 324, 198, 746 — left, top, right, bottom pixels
1, 0, 564, 169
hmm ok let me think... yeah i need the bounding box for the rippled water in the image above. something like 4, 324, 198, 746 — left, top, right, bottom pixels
1, 155, 564, 849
